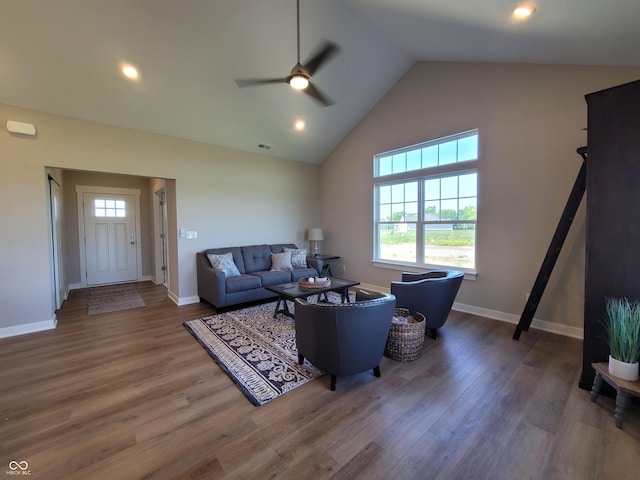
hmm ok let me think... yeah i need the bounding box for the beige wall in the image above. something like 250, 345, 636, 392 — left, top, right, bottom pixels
0, 104, 320, 332
320, 62, 640, 336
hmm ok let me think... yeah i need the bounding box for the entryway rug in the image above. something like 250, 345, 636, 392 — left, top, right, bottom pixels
87, 284, 146, 315
184, 302, 324, 406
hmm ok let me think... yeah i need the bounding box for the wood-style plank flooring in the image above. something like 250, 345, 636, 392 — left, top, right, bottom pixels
1, 281, 639, 479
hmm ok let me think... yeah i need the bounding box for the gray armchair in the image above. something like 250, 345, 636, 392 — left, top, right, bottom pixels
390, 270, 464, 339
294, 291, 396, 391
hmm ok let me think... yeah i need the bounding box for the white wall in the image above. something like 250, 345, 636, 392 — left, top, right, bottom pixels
0, 104, 320, 335
320, 62, 640, 337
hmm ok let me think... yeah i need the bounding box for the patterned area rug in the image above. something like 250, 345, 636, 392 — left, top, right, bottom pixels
87, 284, 146, 315
184, 302, 324, 406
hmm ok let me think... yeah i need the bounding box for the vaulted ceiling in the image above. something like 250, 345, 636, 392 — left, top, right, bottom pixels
2, 0, 639, 164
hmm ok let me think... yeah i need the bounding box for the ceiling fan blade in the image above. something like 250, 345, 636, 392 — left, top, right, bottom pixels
304, 82, 334, 106
235, 77, 288, 87
302, 41, 339, 77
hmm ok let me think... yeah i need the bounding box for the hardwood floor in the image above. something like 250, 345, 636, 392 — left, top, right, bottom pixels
1, 281, 639, 479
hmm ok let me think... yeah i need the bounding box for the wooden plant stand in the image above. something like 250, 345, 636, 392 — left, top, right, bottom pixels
590, 362, 640, 428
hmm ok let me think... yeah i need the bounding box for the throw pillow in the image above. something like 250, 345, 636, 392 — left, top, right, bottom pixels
270, 251, 293, 271
207, 252, 241, 278
284, 247, 308, 268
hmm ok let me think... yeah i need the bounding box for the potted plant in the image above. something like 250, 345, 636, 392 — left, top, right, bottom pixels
605, 297, 640, 381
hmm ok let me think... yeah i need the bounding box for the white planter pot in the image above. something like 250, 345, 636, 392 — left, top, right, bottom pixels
608, 355, 639, 381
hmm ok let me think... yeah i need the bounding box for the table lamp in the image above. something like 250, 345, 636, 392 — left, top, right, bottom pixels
308, 228, 324, 257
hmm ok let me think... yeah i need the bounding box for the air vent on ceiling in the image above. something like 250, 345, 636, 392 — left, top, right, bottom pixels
258, 143, 272, 150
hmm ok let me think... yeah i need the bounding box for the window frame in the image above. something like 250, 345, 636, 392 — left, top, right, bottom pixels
373, 130, 478, 276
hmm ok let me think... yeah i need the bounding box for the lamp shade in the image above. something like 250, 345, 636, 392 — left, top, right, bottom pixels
308, 228, 324, 241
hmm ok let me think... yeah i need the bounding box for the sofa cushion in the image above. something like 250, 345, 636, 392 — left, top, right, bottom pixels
207, 252, 241, 278
226, 274, 262, 293
241, 245, 272, 273
204, 247, 245, 274
284, 247, 308, 268
251, 270, 292, 287
271, 251, 293, 271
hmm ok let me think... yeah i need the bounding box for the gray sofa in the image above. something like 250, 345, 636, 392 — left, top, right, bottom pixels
197, 243, 321, 308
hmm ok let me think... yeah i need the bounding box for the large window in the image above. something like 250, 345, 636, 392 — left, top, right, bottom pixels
374, 130, 478, 271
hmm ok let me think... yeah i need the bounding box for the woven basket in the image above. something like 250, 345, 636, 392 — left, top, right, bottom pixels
384, 308, 426, 361
298, 278, 331, 289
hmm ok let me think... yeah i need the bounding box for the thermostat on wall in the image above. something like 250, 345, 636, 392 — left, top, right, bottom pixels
6, 120, 37, 136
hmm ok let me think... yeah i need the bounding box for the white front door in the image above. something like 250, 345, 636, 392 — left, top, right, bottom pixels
83, 192, 138, 285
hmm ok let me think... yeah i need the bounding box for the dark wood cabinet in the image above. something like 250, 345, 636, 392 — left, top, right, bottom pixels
580, 79, 640, 390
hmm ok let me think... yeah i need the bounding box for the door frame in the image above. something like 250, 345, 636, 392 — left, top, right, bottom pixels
153, 187, 168, 286
48, 174, 65, 309
76, 185, 143, 288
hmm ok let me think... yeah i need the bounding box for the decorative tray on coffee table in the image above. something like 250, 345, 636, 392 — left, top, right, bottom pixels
298, 277, 331, 289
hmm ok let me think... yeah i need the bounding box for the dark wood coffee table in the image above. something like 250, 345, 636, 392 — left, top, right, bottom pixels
265, 277, 360, 318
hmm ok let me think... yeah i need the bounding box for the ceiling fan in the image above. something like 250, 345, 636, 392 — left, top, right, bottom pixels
234, 0, 340, 106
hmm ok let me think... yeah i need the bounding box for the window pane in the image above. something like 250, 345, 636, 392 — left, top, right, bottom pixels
392, 153, 406, 173
439, 140, 457, 165
458, 197, 477, 220
392, 203, 405, 221
407, 150, 421, 171
458, 134, 478, 162
405, 202, 418, 219
379, 224, 416, 262
391, 184, 405, 203
405, 182, 418, 202
459, 172, 477, 197
379, 185, 391, 204
424, 178, 440, 200
424, 224, 475, 268
424, 200, 439, 220
422, 145, 438, 168
378, 156, 392, 177
379, 204, 391, 222
440, 199, 458, 220
441, 176, 458, 199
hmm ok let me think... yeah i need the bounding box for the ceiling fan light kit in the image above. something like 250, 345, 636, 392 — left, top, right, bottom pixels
234, 0, 339, 106
289, 73, 310, 90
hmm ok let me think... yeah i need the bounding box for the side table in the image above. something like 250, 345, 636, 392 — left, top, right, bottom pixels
590, 362, 640, 428
308, 255, 340, 276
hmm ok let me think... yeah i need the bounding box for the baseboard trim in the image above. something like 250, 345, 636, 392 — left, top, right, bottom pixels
358, 283, 583, 340
453, 302, 584, 340
176, 295, 201, 306
0, 316, 58, 339
166, 290, 200, 306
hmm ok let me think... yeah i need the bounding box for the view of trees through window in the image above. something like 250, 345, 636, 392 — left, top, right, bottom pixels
374, 131, 478, 270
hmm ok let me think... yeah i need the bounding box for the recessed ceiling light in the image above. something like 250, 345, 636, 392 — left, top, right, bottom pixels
513, 4, 536, 18
120, 63, 140, 81
294, 120, 306, 131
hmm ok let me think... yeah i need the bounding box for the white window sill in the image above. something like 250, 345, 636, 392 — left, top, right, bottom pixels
371, 260, 477, 281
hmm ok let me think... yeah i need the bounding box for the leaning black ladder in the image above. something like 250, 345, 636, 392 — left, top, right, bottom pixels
513, 147, 587, 340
